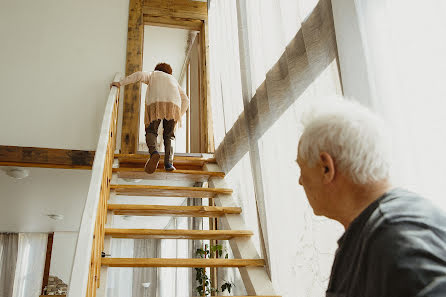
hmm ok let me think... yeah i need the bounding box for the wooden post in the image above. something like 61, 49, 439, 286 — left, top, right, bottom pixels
186, 62, 191, 153
209, 198, 217, 296
200, 20, 215, 153
41, 233, 54, 295
121, 0, 144, 154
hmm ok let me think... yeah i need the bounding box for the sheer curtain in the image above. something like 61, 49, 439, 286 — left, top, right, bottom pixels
0, 233, 18, 297
107, 239, 134, 297
353, 0, 446, 208
209, 0, 344, 296
12, 233, 47, 297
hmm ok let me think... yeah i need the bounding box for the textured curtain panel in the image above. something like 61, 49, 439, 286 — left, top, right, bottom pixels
209, 0, 344, 296
12, 233, 47, 297
215, 0, 339, 173
0, 233, 18, 297
132, 239, 158, 297
352, 0, 446, 209
107, 239, 134, 297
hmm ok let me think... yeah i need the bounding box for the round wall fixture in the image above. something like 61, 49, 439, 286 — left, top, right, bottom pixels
5, 167, 29, 179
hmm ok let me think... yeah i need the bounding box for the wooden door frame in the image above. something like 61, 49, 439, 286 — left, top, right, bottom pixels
120, 0, 214, 154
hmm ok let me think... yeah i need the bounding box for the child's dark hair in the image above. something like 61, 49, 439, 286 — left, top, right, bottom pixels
154, 63, 172, 75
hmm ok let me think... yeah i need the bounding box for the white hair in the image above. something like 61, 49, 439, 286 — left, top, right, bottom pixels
298, 96, 392, 184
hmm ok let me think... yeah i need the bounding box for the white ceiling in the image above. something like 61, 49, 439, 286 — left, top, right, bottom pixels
0, 166, 196, 232
0, 167, 91, 232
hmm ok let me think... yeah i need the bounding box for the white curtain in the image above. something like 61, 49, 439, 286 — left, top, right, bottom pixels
12, 233, 47, 297
158, 217, 190, 297
107, 238, 134, 297
0, 233, 18, 297
209, 0, 344, 296
354, 0, 446, 208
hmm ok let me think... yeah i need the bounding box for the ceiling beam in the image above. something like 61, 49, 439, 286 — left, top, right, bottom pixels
0, 145, 94, 169
144, 15, 203, 31
143, 0, 207, 20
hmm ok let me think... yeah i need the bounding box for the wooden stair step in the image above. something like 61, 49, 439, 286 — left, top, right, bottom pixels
101, 258, 265, 268
105, 228, 253, 240
113, 167, 224, 182
110, 184, 232, 198
116, 153, 216, 170
108, 204, 241, 217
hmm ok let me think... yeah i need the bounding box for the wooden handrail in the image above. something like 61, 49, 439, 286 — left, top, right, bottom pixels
67, 73, 122, 297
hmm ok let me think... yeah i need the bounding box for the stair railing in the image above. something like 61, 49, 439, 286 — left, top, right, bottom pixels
68, 73, 122, 297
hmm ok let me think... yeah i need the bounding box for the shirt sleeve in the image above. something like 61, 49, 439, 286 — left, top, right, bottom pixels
178, 85, 189, 116
366, 222, 446, 297
119, 71, 151, 86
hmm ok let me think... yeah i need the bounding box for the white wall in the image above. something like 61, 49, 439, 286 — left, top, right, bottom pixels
50, 231, 78, 284
0, 0, 129, 150
331, 0, 374, 107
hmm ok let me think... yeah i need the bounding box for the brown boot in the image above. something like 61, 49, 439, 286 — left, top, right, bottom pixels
144, 151, 160, 174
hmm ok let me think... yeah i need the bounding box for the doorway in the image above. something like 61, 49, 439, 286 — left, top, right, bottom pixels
138, 25, 202, 154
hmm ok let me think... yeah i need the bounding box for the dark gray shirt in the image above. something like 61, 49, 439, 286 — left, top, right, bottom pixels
326, 188, 446, 297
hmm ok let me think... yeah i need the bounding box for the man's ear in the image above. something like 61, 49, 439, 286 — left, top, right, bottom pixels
319, 152, 335, 184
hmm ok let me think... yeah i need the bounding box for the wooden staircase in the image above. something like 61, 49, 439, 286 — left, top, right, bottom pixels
101, 153, 278, 296
68, 77, 278, 297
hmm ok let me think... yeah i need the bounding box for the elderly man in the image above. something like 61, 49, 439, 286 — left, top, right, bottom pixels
296, 98, 446, 297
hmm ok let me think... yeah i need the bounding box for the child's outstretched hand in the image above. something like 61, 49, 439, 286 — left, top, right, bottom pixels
110, 82, 121, 89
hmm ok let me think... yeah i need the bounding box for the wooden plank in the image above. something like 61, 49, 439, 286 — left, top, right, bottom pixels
144, 14, 202, 31
107, 204, 241, 217
41, 233, 54, 295
0, 145, 94, 169
110, 184, 232, 198
121, 0, 144, 154
200, 20, 215, 153
105, 228, 253, 240
113, 167, 224, 182
115, 153, 216, 166
143, 0, 207, 20
102, 258, 264, 268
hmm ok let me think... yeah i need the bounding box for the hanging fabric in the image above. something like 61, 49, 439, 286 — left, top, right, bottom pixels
0, 233, 18, 297
12, 233, 47, 297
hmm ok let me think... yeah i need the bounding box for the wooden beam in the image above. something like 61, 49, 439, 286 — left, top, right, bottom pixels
102, 258, 265, 268
0, 145, 94, 169
107, 204, 241, 217
41, 233, 54, 295
144, 15, 202, 31
143, 0, 207, 20
200, 21, 215, 153
105, 228, 253, 240
121, 0, 144, 154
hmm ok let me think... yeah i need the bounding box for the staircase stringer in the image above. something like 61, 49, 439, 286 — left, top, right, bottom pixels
204, 163, 277, 296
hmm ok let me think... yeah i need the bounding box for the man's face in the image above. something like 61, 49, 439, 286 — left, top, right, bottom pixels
297, 151, 327, 216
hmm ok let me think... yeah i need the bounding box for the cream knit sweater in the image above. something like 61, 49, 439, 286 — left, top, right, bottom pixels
119, 70, 189, 126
